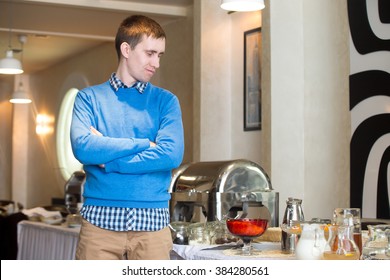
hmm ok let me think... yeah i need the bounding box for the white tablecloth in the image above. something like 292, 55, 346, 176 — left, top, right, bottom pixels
17, 220, 80, 260
172, 242, 296, 260
17, 220, 294, 260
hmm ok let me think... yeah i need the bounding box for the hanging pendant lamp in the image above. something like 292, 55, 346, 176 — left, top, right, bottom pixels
220, 0, 265, 12
9, 81, 31, 104
0, 0, 24, 75
0, 50, 23, 75
8, 35, 30, 104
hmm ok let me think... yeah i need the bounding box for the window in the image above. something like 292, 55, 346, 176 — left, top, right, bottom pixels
56, 88, 82, 181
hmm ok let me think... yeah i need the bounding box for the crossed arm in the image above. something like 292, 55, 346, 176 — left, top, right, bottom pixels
90, 126, 156, 169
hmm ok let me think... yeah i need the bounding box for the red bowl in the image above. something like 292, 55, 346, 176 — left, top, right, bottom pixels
226, 218, 268, 237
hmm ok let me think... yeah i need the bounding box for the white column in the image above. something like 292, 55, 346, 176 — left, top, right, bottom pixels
194, 0, 232, 161
265, 0, 350, 221
12, 75, 30, 208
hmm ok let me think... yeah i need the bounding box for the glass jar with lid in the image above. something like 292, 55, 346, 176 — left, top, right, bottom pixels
188, 222, 210, 245
361, 224, 390, 260
209, 220, 238, 244
169, 222, 190, 245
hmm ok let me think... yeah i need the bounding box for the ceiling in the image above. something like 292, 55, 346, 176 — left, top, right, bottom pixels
0, 0, 193, 76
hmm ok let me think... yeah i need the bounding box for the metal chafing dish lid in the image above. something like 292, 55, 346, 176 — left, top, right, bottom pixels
169, 159, 272, 193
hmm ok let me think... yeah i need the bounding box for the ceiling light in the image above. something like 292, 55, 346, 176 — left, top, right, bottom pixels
0, 50, 23, 75
0, 0, 24, 75
220, 0, 265, 12
9, 82, 31, 104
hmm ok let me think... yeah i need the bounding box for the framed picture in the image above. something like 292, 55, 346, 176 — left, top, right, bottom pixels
244, 27, 262, 131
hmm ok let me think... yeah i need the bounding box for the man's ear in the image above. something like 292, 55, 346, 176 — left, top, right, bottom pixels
120, 42, 130, 59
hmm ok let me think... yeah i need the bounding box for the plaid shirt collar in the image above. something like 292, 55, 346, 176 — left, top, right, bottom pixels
109, 72, 147, 94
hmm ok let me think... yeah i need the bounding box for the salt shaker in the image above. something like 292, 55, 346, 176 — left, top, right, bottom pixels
281, 197, 305, 253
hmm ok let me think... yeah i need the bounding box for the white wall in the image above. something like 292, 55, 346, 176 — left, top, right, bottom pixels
194, 0, 232, 161
230, 12, 263, 164
193, 0, 263, 164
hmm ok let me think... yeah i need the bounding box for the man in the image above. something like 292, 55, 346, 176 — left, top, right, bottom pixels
70, 15, 184, 260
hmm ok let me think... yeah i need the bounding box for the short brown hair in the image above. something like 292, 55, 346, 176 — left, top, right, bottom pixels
115, 15, 166, 59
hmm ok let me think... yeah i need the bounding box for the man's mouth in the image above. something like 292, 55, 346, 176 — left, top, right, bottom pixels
146, 69, 155, 75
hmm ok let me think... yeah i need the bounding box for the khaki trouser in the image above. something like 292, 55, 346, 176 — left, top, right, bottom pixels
76, 218, 173, 260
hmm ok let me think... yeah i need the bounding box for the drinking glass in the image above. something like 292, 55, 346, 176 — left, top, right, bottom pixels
333, 208, 362, 254
322, 224, 360, 260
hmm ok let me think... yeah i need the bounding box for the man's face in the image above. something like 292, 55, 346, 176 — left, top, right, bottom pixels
124, 35, 165, 83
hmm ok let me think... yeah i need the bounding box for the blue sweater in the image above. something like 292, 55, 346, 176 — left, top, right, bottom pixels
70, 81, 184, 209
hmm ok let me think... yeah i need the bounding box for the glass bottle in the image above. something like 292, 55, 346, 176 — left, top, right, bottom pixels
281, 197, 305, 253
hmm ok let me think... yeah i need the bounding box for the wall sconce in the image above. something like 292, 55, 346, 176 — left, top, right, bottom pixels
36, 114, 55, 135
220, 0, 265, 12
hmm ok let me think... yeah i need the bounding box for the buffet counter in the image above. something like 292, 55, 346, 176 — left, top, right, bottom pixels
17, 220, 293, 260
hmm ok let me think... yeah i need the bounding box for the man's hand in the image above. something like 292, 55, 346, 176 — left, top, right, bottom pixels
90, 126, 105, 168
90, 126, 103, 136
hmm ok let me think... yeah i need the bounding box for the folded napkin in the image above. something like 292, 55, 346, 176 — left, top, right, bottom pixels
22, 207, 62, 219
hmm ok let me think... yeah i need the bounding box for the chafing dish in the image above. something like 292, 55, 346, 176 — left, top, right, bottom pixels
169, 159, 279, 227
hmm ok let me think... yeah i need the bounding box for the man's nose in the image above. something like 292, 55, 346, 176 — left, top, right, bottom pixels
151, 56, 160, 68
